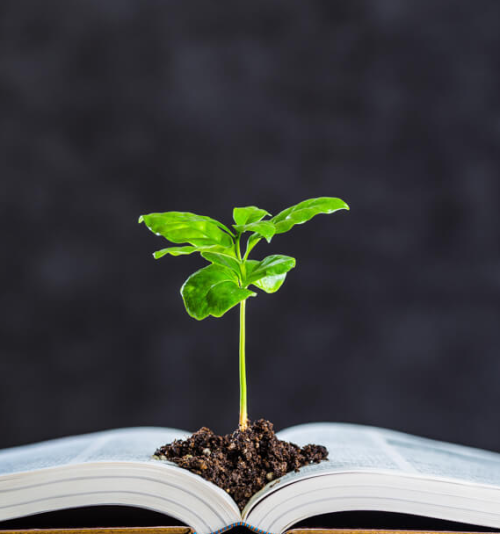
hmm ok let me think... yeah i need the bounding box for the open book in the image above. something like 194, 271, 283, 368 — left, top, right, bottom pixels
1, 423, 500, 534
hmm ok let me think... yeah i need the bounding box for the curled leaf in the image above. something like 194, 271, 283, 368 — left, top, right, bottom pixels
252, 273, 287, 294
271, 197, 349, 234
181, 264, 255, 320
154, 246, 199, 259
201, 251, 241, 276
233, 206, 270, 226
246, 255, 296, 286
233, 221, 276, 243
244, 233, 262, 259
153, 245, 228, 259
139, 212, 234, 247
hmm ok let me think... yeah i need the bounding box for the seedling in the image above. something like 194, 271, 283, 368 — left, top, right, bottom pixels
139, 197, 349, 431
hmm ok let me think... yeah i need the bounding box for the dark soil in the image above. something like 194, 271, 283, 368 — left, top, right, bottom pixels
153, 419, 328, 511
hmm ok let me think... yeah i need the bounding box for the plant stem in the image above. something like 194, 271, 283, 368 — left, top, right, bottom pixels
239, 299, 248, 430
236, 234, 242, 260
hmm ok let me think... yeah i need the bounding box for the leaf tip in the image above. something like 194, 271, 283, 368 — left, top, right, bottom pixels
138, 215, 144, 223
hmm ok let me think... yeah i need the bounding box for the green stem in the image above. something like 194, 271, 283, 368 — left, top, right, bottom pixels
239, 299, 248, 430
236, 234, 242, 260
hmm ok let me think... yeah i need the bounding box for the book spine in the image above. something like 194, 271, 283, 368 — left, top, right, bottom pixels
193, 522, 273, 534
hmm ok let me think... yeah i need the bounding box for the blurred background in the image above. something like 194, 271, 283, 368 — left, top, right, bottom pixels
1, 0, 500, 453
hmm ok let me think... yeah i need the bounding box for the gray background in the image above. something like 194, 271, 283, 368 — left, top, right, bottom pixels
1, 0, 500, 453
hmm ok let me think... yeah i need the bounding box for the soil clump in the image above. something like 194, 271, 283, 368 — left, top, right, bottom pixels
154, 418, 328, 511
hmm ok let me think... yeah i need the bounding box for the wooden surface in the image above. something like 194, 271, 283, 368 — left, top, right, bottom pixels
287, 531, 498, 534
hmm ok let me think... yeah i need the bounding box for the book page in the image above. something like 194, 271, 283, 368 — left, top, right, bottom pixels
0, 427, 188, 476
243, 423, 500, 533
383, 430, 500, 486
277, 423, 500, 485
244, 422, 500, 515
0, 427, 241, 534
276, 423, 407, 476
242, 423, 405, 516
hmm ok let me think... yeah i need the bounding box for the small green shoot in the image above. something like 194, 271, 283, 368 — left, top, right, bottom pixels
139, 197, 349, 430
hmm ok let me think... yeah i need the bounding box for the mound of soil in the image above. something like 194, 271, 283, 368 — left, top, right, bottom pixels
153, 419, 328, 510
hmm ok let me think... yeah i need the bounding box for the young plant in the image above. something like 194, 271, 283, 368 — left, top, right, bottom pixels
139, 197, 349, 431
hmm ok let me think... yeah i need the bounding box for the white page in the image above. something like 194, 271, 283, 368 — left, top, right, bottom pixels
383, 431, 500, 485
0, 427, 188, 476
243, 423, 404, 516
276, 423, 404, 478
0, 427, 241, 534
243, 423, 500, 533
278, 422, 500, 484
245, 422, 500, 516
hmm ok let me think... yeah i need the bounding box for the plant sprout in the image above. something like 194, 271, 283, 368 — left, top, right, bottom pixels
139, 197, 349, 430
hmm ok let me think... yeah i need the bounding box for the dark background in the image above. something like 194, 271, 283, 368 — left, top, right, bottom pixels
1, 0, 499, 453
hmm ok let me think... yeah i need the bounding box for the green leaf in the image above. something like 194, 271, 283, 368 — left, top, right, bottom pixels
201, 251, 241, 275
245, 254, 296, 285
153, 245, 227, 259
233, 206, 271, 226
181, 264, 255, 320
154, 246, 199, 259
233, 221, 276, 243
271, 197, 349, 234
139, 212, 234, 248
252, 273, 287, 294
244, 233, 262, 258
